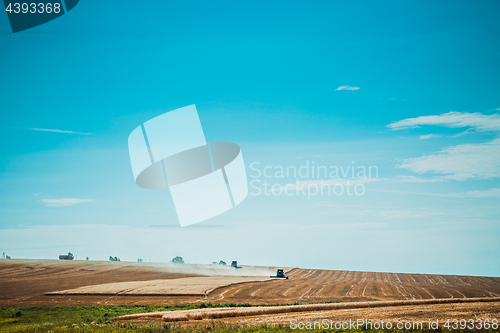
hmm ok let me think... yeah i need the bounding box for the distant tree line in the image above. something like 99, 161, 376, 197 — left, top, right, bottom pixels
171, 256, 184, 264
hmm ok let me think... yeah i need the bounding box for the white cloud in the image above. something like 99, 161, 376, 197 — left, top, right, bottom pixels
419, 134, 440, 140
451, 128, 474, 138
314, 202, 442, 219
389, 111, 500, 180
392, 176, 444, 183
446, 188, 500, 199
347, 209, 443, 219
335, 86, 360, 91
388, 111, 500, 132
373, 188, 500, 200
40, 198, 94, 207
29, 128, 92, 135
397, 137, 500, 180
271, 178, 380, 193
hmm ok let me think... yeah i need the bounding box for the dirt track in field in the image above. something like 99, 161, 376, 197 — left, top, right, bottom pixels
1, 260, 500, 308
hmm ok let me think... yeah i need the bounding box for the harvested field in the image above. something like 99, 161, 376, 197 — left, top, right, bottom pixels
47, 276, 273, 297
113, 297, 500, 324
0, 259, 199, 307
1, 259, 500, 308
114, 300, 500, 328
209, 268, 500, 304
243, 301, 500, 328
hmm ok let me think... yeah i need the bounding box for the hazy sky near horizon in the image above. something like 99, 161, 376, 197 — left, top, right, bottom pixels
1, 1, 499, 276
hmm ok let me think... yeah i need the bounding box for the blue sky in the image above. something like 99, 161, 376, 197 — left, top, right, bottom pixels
1, 1, 499, 276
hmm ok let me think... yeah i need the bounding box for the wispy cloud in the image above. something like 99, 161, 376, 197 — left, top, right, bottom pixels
271, 178, 380, 193
392, 175, 444, 183
451, 128, 474, 138
397, 137, 500, 180
374, 188, 500, 200
352, 209, 442, 219
40, 198, 94, 207
314, 201, 442, 219
419, 134, 440, 140
29, 128, 92, 135
390, 112, 500, 180
335, 86, 360, 91
388, 111, 500, 132
446, 188, 500, 199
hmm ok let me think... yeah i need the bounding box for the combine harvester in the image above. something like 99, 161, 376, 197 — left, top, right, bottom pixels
231, 261, 242, 269
271, 269, 289, 279
58, 252, 74, 260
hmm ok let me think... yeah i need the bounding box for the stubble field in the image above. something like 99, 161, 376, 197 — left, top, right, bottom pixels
1, 259, 500, 328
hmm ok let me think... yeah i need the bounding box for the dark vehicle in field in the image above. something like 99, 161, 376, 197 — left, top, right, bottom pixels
231, 261, 241, 269
271, 269, 289, 279
59, 252, 74, 260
